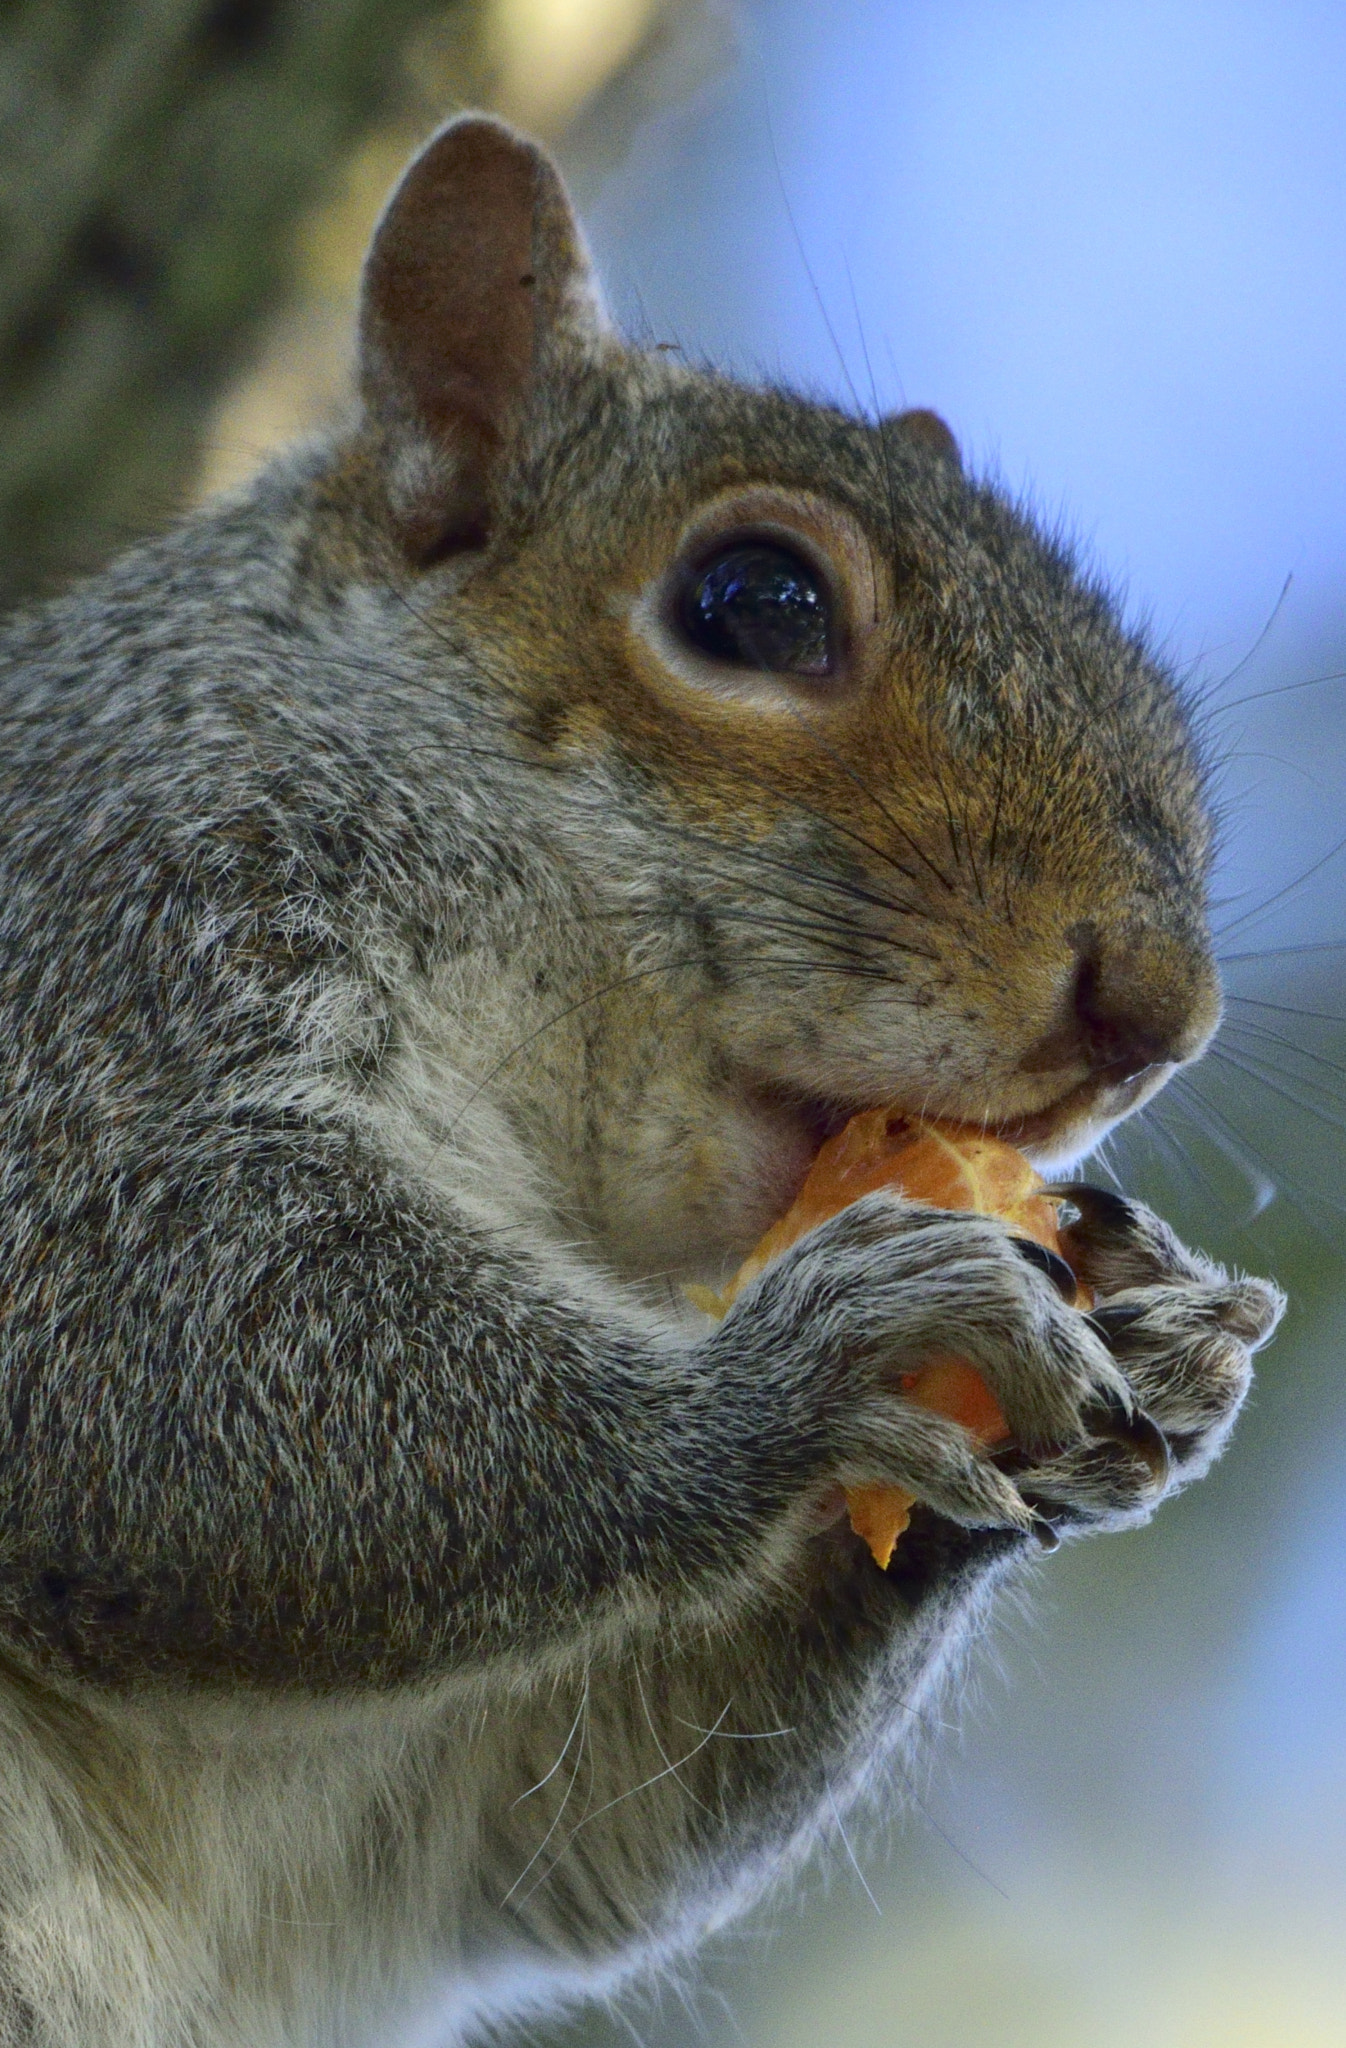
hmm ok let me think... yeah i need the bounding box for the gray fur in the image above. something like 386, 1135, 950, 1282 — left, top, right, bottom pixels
0, 119, 1282, 2045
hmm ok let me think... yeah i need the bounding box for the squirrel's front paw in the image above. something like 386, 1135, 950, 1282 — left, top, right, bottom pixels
708, 1190, 1134, 1541
1009, 1184, 1285, 1527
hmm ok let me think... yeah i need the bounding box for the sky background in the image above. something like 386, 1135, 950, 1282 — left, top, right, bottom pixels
538, 5, 1346, 2044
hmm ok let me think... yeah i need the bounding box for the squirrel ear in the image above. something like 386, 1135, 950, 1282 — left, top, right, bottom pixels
358, 115, 606, 562
886, 408, 962, 470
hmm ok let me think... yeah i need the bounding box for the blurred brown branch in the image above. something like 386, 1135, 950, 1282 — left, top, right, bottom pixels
0, 0, 479, 607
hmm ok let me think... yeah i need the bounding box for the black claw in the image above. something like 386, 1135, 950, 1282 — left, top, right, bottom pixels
1020, 1488, 1083, 1528
1080, 1385, 1134, 1434
1030, 1513, 1062, 1553
1129, 1411, 1174, 1488
1044, 1182, 1138, 1232
1086, 1302, 1148, 1343
1080, 1396, 1173, 1487
1009, 1236, 1078, 1301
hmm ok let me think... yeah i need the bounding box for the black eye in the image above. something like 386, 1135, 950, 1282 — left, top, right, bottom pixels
677, 541, 834, 677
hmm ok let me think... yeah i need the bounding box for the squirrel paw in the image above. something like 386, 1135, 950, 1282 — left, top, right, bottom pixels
1012, 1184, 1286, 1526
711, 1189, 1134, 1539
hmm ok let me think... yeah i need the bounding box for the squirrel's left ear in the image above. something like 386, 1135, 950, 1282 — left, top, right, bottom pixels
358, 115, 607, 562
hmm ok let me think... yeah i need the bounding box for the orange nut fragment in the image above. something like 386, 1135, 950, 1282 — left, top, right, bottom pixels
710, 1111, 1089, 1569
843, 1355, 1014, 1572
722, 1110, 1072, 1307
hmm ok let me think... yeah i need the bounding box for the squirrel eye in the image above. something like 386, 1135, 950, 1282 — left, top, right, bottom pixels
676, 541, 834, 677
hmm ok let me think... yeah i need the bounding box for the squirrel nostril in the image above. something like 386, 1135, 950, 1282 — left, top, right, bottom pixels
1072, 954, 1172, 1084
1016, 944, 1190, 1084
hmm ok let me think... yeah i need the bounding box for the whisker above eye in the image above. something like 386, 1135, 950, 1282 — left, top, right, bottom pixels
1205, 570, 1295, 699
1208, 661, 1346, 720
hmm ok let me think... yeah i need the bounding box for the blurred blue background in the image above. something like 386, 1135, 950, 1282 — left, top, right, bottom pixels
551, 3, 1346, 2043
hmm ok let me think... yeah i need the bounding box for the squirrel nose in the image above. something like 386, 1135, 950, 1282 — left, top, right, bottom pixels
1071, 953, 1173, 1084
1017, 923, 1220, 1085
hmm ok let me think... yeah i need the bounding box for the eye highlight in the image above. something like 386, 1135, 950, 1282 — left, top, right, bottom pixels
676, 540, 834, 678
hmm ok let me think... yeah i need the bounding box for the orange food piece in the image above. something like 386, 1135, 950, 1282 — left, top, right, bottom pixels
706, 1112, 1089, 1569
721, 1110, 1071, 1307
843, 1356, 1013, 1571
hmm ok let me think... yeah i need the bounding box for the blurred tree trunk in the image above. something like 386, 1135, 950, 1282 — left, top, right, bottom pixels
0, 0, 474, 608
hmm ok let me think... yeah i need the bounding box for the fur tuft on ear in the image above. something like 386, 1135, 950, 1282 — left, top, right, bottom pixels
358, 114, 607, 563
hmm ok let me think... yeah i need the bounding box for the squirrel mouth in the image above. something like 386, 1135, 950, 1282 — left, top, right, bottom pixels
739, 1060, 1169, 1242
770, 1081, 1084, 1163
988, 1065, 1174, 1162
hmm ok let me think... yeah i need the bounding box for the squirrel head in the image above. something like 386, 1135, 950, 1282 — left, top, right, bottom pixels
327, 117, 1220, 1272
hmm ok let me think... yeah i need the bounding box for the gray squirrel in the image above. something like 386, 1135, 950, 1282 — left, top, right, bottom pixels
0, 115, 1282, 2046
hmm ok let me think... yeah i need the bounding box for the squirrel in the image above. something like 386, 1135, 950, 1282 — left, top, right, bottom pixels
0, 115, 1283, 2047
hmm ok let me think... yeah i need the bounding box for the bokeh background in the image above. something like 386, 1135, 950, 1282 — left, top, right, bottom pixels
4, 4, 1345, 2044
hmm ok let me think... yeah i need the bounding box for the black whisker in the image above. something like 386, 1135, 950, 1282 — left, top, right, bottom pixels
650, 819, 937, 940
444, 950, 932, 1138
1225, 993, 1346, 1029
1212, 663, 1346, 719
1207, 570, 1294, 696
570, 897, 911, 974
1220, 938, 1346, 965
1218, 1015, 1346, 1088
778, 697, 958, 896
925, 726, 971, 891
372, 583, 953, 928
1214, 829, 1346, 944
1205, 1043, 1346, 1139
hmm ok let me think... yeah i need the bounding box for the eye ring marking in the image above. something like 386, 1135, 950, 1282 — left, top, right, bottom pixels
626, 485, 887, 712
